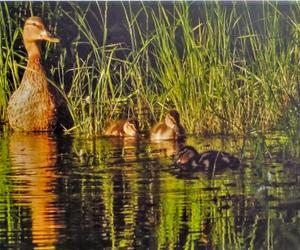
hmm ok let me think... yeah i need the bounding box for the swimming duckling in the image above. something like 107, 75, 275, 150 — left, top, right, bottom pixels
150, 110, 186, 141
7, 16, 67, 132
175, 145, 240, 171
103, 119, 139, 137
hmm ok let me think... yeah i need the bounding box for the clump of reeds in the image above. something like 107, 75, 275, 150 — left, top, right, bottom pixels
2, 1, 300, 138
148, 2, 300, 136
0, 3, 24, 122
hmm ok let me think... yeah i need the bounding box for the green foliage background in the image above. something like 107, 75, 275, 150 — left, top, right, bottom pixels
1, 1, 300, 137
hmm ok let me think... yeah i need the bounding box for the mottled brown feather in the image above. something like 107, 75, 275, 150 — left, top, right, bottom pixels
7, 16, 69, 132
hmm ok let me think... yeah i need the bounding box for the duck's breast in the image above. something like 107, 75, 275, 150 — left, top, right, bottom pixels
8, 80, 56, 131
150, 122, 175, 140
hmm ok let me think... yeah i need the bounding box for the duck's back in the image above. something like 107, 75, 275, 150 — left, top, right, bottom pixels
199, 150, 240, 170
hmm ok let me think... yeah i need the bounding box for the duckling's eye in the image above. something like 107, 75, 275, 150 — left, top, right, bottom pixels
178, 147, 188, 157
169, 116, 176, 123
128, 123, 137, 130
182, 147, 189, 153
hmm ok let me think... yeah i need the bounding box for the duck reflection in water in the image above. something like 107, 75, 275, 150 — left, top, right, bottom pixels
150, 140, 184, 158
103, 136, 140, 164
174, 145, 240, 173
9, 133, 61, 249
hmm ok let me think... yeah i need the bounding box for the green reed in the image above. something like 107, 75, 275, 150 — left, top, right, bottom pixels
0, 3, 24, 122
147, 2, 291, 135
2, 1, 300, 137
56, 2, 144, 135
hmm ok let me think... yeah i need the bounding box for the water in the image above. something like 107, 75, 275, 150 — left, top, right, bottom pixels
0, 133, 300, 249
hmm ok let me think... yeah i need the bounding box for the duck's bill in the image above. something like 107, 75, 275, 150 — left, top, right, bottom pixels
40, 30, 60, 43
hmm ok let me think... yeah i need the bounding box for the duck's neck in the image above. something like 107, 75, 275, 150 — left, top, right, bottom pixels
22, 41, 48, 88
25, 41, 42, 66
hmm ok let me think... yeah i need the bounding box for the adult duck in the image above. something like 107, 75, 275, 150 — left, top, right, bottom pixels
150, 110, 186, 141
7, 16, 66, 132
175, 145, 240, 172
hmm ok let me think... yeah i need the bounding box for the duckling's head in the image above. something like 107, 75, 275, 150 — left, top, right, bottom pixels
165, 110, 180, 128
123, 119, 139, 136
23, 17, 59, 55
175, 145, 198, 165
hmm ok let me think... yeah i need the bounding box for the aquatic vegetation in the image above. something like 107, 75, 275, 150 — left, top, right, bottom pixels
2, 3, 300, 248
1, 1, 300, 138
0, 131, 300, 248
0, 4, 24, 122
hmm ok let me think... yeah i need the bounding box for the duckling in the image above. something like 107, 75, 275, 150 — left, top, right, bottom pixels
7, 16, 65, 132
150, 110, 186, 141
103, 119, 139, 137
175, 145, 240, 172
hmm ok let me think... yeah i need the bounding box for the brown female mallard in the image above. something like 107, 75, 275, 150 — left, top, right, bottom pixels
7, 16, 67, 132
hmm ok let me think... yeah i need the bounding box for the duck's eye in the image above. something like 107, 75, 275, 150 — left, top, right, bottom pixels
177, 149, 185, 157
182, 147, 189, 152
130, 122, 137, 129
222, 156, 230, 163
169, 116, 176, 124
26, 22, 43, 30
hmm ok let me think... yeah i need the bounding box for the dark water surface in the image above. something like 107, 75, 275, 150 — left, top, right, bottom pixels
0, 133, 300, 249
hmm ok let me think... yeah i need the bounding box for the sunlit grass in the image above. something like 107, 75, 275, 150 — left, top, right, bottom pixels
0, 3, 25, 122
1, 1, 300, 138
1, 3, 300, 248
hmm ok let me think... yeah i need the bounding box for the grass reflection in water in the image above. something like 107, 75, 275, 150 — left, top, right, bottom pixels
0, 134, 299, 249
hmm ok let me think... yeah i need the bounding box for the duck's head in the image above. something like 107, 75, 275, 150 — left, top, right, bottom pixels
23, 16, 59, 43
23, 17, 59, 55
165, 110, 180, 129
123, 119, 139, 136
175, 145, 198, 165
